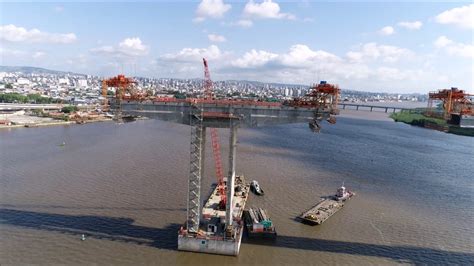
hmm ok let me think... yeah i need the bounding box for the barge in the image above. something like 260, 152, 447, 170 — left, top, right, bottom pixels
243, 207, 277, 239
298, 185, 354, 225
178, 175, 250, 256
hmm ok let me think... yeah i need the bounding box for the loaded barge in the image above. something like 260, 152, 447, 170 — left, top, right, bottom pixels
298, 185, 354, 225
178, 175, 250, 256
243, 207, 277, 239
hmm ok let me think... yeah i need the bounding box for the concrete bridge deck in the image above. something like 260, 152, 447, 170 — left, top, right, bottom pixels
120, 101, 333, 128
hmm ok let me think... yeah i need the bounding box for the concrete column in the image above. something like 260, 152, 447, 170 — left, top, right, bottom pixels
225, 120, 237, 230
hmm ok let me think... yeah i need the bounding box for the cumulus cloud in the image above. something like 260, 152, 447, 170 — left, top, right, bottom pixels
398, 21, 423, 30
232, 50, 278, 68
208, 34, 226, 43
434, 36, 453, 48
91, 37, 149, 57
435, 4, 474, 29
346, 43, 413, 63
434, 36, 474, 58
0, 24, 77, 44
231, 44, 340, 69
243, 0, 295, 20
378, 26, 395, 36
194, 0, 231, 22
159, 45, 226, 62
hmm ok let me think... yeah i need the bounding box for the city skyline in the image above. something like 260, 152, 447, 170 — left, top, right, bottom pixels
0, 1, 473, 93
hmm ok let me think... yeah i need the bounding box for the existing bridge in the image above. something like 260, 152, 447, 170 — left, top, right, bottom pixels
338, 103, 413, 113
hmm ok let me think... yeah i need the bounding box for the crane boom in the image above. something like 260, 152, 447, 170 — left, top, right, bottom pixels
203, 58, 226, 209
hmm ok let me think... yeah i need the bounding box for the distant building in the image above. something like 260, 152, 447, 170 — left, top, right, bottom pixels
78, 79, 88, 87
17, 78, 30, 85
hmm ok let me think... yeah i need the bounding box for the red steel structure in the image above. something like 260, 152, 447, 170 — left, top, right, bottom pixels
427, 88, 473, 119
286, 81, 340, 129
202, 58, 227, 209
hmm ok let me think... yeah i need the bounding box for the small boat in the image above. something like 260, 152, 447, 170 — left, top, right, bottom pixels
335, 182, 354, 201
250, 180, 264, 196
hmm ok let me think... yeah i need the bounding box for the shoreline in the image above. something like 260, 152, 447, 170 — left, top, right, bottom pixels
0, 118, 113, 130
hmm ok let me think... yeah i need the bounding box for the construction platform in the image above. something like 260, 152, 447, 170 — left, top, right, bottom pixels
178, 175, 250, 256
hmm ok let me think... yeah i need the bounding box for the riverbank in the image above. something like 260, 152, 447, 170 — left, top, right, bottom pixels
390, 111, 474, 137
0, 113, 113, 130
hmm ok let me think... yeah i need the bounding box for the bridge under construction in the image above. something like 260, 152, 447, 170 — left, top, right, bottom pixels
107, 59, 340, 256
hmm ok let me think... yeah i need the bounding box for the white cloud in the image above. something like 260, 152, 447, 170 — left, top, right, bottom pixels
346, 43, 413, 63
91, 37, 148, 57
378, 26, 395, 36
160, 45, 225, 62
231, 44, 340, 69
279, 44, 340, 67
0, 24, 77, 44
398, 21, 423, 30
118, 37, 148, 56
434, 36, 474, 58
243, 0, 295, 20
434, 36, 453, 48
195, 0, 231, 22
208, 34, 226, 43
232, 49, 278, 68
435, 4, 474, 29
32, 51, 46, 59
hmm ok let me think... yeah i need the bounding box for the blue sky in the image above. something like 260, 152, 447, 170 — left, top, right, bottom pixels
0, 1, 472, 93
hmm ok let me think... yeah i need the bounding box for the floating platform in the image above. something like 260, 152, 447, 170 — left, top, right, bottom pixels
178, 175, 250, 256
243, 208, 276, 239
298, 186, 354, 225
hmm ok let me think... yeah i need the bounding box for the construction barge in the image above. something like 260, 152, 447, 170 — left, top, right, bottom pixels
298, 185, 354, 225
243, 207, 277, 239
178, 175, 250, 256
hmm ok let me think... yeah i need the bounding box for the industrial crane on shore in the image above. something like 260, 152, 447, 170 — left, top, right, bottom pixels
427, 87, 473, 121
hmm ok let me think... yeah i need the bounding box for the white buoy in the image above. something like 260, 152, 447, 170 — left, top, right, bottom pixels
81, 234, 86, 241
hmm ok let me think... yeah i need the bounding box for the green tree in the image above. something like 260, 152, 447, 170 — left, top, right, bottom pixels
61, 106, 78, 113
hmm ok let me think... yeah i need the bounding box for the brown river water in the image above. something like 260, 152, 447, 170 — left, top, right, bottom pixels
1, 111, 473, 265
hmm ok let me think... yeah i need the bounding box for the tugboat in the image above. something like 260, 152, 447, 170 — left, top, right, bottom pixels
250, 180, 264, 196
298, 184, 355, 225
335, 183, 354, 201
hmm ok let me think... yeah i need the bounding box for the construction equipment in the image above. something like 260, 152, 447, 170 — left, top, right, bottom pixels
286, 81, 340, 132
427, 88, 473, 121
202, 58, 226, 210
113, 60, 339, 256
102, 74, 136, 122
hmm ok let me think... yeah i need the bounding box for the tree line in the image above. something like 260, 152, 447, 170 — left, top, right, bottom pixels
0, 93, 61, 104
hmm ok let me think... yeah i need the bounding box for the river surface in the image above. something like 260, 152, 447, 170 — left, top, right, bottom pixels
1, 113, 473, 265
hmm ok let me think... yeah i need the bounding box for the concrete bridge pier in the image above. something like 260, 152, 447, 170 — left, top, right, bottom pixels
225, 120, 238, 237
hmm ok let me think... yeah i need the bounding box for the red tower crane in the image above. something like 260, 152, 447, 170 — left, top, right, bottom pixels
202, 58, 227, 210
